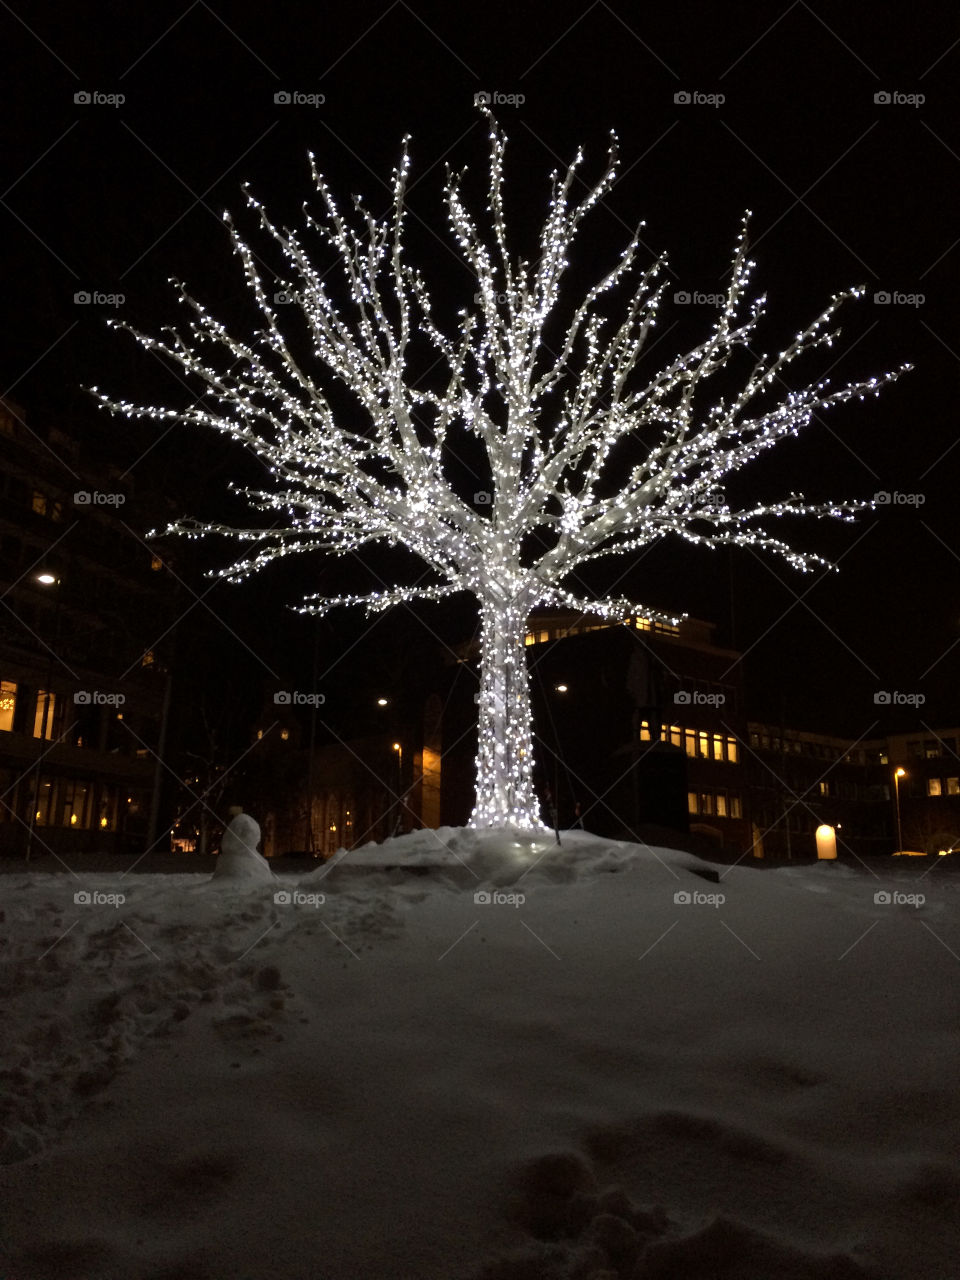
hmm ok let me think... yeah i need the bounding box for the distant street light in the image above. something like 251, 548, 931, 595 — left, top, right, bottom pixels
377, 697, 389, 706
894, 767, 906, 853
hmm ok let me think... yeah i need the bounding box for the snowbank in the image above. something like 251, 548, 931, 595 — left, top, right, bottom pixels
1, 829, 957, 1279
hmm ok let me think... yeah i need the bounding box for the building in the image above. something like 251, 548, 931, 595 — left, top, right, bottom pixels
0, 399, 176, 857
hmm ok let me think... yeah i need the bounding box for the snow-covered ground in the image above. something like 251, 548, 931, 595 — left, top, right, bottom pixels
1, 828, 958, 1279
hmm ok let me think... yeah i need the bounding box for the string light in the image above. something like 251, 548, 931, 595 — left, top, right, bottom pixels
96, 110, 908, 832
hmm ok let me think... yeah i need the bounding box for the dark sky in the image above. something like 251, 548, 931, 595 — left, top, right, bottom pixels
2, 1, 958, 737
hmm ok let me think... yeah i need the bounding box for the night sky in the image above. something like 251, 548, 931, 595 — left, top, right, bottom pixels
3, 1, 958, 737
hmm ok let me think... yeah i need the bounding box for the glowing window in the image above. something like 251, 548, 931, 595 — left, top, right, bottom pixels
33, 691, 56, 739
947, 778, 959, 796
687, 791, 698, 814
712, 734, 724, 761
32, 491, 47, 516
726, 737, 738, 764
730, 795, 742, 819
0, 680, 15, 732
927, 778, 942, 796
715, 793, 727, 817
685, 729, 697, 758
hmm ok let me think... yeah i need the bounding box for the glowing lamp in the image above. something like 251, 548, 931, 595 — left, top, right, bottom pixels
816, 823, 837, 860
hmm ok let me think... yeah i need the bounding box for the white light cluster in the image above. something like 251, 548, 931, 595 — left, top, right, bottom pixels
97, 110, 908, 832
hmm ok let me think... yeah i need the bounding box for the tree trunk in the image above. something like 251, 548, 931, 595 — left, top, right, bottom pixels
470, 592, 543, 830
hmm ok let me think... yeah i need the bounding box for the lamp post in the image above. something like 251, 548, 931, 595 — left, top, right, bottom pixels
894, 767, 906, 853
392, 741, 402, 835
25, 570, 62, 861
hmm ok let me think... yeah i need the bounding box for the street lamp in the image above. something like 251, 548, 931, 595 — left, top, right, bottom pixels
894, 767, 906, 853
391, 742, 403, 836
25, 569, 62, 860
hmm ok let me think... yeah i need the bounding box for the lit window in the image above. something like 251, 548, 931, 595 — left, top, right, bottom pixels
639, 721, 651, 742
715, 793, 727, 817
33, 691, 56, 739
687, 791, 698, 814
0, 680, 15, 732
819, 781, 830, 796
730, 795, 742, 819
32, 491, 47, 516
699, 731, 709, 758
700, 793, 714, 815
280, 729, 289, 741
712, 734, 724, 761
947, 778, 959, 795
685, 729, 697, 758
726, 737, 738, 764
669, 725, 682, 748
927, 778, 942, 796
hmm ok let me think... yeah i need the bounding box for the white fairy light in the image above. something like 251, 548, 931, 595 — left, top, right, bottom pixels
97, 110, 908, 832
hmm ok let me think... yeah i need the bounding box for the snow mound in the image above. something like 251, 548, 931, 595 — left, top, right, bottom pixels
211, 813, 273, 883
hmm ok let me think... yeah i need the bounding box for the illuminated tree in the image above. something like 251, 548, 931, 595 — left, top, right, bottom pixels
98, 114, 905, 831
